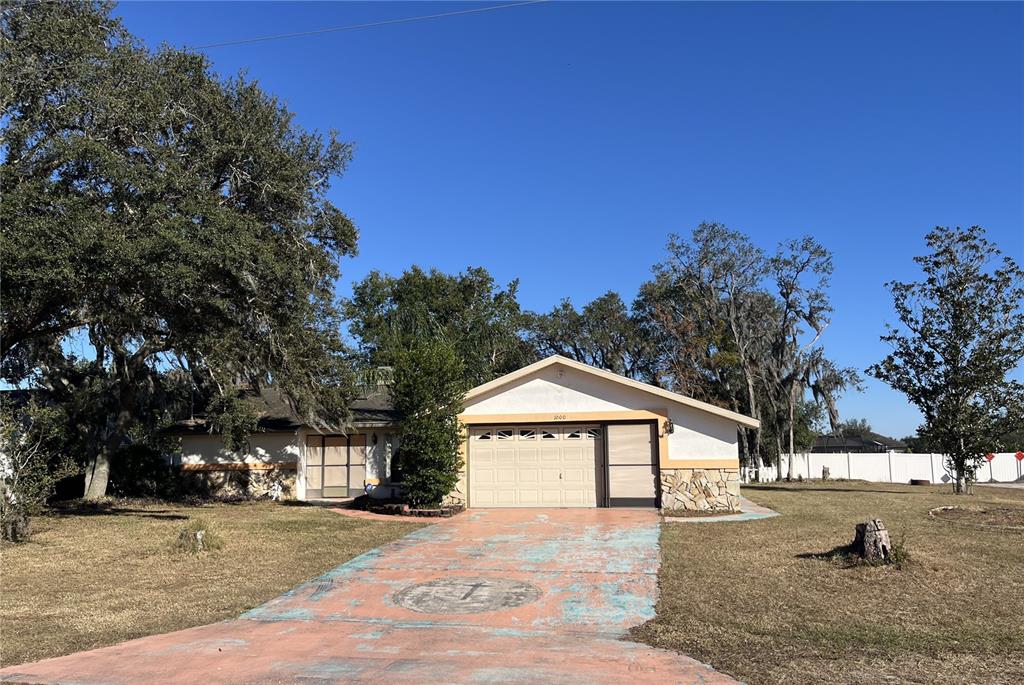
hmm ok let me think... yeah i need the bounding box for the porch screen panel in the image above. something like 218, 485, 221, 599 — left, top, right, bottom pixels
348, 434, 367, 497
323, 437, 348, 498
305, 436, 324, 498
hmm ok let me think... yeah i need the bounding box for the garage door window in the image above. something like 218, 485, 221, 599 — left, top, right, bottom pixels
518, 428, 536, 440
476, 431, 492, 441
496, 429, 514, 440
541, 429, 557, 440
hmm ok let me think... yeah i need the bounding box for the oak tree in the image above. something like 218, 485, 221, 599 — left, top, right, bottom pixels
1, 2, 359, 498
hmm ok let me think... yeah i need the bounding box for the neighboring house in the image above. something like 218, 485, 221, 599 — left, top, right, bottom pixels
811, 432, 907, 453
170, 355, 759, 512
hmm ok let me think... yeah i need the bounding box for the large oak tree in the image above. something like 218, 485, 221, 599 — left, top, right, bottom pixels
1, 1, 359, 498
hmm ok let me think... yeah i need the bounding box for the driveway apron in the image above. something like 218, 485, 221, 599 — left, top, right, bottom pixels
0, 509, 737, 684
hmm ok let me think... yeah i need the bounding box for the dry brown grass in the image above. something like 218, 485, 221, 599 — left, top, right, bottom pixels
0, 500, 422, 667
633, 481, 1024, 685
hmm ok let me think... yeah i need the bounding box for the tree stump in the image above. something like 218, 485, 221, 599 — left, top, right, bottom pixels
853, 519, 891, 561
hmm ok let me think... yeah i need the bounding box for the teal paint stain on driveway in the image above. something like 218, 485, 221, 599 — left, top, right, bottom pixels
0, 509, 739, 685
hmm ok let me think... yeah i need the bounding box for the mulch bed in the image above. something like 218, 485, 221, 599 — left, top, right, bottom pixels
661, 508, 737, 518
364, 501, 465, 518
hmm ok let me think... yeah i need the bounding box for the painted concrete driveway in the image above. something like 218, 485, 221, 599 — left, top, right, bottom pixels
0, 509, 736, 684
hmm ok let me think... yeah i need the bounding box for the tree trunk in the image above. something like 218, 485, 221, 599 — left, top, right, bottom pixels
82, 372, 137, 500
82, 450, 111, 500
787, 389, 796, 481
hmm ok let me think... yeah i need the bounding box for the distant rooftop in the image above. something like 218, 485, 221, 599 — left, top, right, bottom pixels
811, 431, 907, 453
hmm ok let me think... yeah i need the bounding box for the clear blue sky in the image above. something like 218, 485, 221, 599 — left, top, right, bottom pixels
114, 1, 1024, 440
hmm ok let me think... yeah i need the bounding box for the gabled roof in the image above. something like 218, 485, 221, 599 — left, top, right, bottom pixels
464, 355, 761, 429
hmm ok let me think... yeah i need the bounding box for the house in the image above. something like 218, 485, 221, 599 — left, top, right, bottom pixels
171, 355, 759, 512
811, 432, 907, 453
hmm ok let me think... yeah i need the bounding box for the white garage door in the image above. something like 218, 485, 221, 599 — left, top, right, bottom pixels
469, 425, 601, 507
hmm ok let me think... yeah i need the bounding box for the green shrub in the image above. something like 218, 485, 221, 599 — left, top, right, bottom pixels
172, 518, 224, 554
390, 339, 468, 508
1, 401, 79, 542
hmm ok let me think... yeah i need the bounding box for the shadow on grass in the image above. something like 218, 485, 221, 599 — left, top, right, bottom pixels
48, 501, 189, 520
745, 485, 927, 495
796, 543, 857, 562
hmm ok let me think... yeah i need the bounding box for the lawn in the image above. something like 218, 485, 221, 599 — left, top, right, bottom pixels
633, 481, 1024, 685
0, 500, 422, 667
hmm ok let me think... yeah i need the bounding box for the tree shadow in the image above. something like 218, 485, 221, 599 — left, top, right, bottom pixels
47, 502, 189, 521
795, 543, 866, 569
796, 542, 856, 561
745, 485, 927, 495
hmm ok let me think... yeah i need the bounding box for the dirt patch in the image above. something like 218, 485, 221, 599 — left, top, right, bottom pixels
930, 505, 1024, 530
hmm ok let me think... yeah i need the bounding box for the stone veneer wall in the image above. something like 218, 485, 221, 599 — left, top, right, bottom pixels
443, 468, 468, 508
183, 468, 296, 500
660, 468, 741, 512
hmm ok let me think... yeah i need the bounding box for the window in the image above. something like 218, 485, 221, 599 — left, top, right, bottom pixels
518, 428, 536, 440
541, 429, 558, 440
476, 431, 492, 441
586, 428, 601, 440
565, 428, 582, 440
496, 429, 513, 440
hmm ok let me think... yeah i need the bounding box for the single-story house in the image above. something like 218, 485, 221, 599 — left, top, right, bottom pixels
170, 355, 759, 512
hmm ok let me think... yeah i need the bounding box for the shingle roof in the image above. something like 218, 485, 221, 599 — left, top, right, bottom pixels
167, 385, 398, 434
811, 431, 907, 452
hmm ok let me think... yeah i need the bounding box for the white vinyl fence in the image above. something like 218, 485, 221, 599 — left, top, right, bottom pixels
743, 452, 1024, 484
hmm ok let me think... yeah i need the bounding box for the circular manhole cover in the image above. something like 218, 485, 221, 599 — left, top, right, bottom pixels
394, 577, 542, 614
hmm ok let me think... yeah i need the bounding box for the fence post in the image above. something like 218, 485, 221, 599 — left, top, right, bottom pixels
847, 451, 852, 479
929, 453, 935, 483
888, 450, 894, 482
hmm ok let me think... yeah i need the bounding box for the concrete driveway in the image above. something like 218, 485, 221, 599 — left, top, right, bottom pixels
0, 509, 736, 684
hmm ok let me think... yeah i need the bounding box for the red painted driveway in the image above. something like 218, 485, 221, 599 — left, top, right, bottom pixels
0, 509, 737, 684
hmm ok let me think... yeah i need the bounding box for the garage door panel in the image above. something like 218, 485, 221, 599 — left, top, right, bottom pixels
541, 490, 563, 505
540, 468, 561, 483
496, 490, 516, 505
516, 448, 539, 463
519, 469, 540, 483
519, 490, 540, 505
470, 424, 600, 508
540, 448, 561, 462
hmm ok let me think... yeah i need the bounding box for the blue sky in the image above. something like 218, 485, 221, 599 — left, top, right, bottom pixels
114, 1, 1024, 439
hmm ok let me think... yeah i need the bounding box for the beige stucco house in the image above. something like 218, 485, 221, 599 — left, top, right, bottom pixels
172, 355, 758, 512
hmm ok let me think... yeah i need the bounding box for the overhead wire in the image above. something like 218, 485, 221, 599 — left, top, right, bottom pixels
192, 0, 551, 50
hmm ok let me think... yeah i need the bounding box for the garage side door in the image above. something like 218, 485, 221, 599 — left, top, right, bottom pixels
469, 426, 600, 507
606, 423, 658, 507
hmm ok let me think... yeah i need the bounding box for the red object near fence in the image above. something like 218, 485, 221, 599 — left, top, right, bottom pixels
985, 453, 995, 462
1016, 451, 1024, 462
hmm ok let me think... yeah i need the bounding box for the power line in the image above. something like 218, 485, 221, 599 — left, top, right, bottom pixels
192, 0, 551, 50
